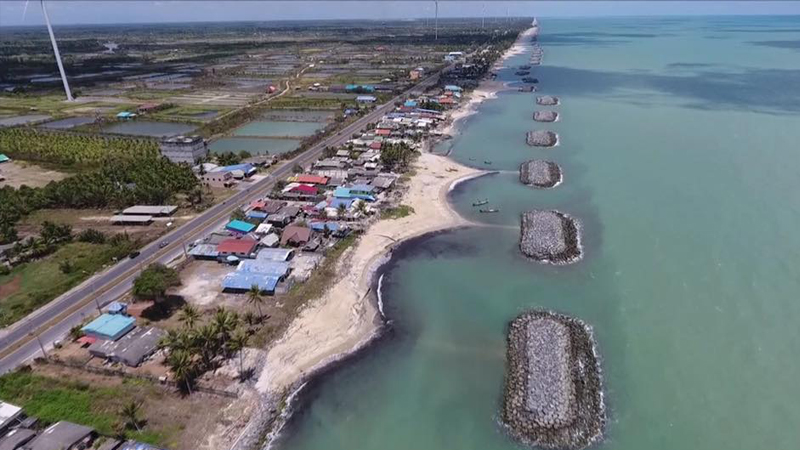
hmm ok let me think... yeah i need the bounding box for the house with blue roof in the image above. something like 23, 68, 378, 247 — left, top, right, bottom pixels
82, 314, 136, 341
334, 186, 375, 202
222, 272, 280, 294
346, 84, 375, 93
404, 100, 418, 108
116, 111, 137, 119
356, 95, 377, 104
444, 85, 463, 92
246, 210, 268, 221
226, 220, 256, 234
237, 260, 291, 278
213, 163, 256, 177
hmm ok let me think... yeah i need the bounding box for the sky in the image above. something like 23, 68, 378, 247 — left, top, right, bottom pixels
1, 1, 800, 27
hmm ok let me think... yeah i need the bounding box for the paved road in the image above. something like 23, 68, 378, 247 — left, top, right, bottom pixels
0, 68, 445, 374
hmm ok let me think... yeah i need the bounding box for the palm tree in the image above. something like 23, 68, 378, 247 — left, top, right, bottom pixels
194, 323, 219, 369
243, 310, 257, 326
120, 400, 142, 431
228, 329, 249, 377
247, 284, 265, 318
213, 307, 239, 351
355, 200, 368, 216
337, 203, 348, 219
168, 350, 194, 394
178, 305, 200, 329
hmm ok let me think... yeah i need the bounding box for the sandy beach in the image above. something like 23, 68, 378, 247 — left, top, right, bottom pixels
256, 152, 481, 393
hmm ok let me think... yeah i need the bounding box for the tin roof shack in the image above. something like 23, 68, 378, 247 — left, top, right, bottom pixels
0, 402, 22, 435
25, 421, 95, 450
110, 215, 153, 226
122, 205, 177, 216
256, 248, 294, 262
280, 225, 313, 247
189, 244, 219, 260
372, 175, 397, 192
88, 327, 165, 367
216, 238, 258, 259
82, 314, 135, 341
0, 428, 36, 450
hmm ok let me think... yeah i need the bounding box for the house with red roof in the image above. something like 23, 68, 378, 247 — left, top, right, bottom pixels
296, 174, 329, 185
216, 238, 258, 259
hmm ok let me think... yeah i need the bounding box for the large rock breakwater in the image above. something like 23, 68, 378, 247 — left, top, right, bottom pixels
537, 95, 560, 106
502, 310, 605, 450
519, 160, 562, 188
533, 111, 559, 122
526, 130, 559, 147
519, 210, 581, 264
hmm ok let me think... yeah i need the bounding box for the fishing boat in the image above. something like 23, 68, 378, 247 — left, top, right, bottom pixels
472, 199, 489, 207
479, 208, 499, 213
521, 77, 539, 84
518, 65, 531, 70
484, 160, 492, 165
515, 70, 531, 76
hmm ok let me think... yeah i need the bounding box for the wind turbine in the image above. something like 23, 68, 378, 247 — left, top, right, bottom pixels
26, 0, 73, 101
434, 0, 439, 40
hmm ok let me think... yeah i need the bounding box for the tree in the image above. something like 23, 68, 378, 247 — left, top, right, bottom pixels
230, 208, 247, 222
68, 324, 84, 341
77, 228, 106, 244
132, 263, 180, 302
213, 307, 239, 350
247, 284, 265, 318
168, 350, 195, 394
228, 329, 249, 377
337, 203, 348, 219
120, 400, 143, 431
178, 305, 200, 329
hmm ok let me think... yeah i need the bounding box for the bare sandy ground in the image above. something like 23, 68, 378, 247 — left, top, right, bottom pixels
256, 152, 482, 393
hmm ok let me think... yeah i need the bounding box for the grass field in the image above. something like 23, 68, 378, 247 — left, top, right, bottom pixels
0, 367, 229, 448
380, 204, 415, 219
0, 241, 135, 327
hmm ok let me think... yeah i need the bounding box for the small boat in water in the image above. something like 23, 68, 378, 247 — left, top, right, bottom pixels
515, 70, 531, 76
518, 65, 531, 70
521, 77, 539, 84
472, 199, 489, 207
484, 160, 492, 165
480, 208, 499, 213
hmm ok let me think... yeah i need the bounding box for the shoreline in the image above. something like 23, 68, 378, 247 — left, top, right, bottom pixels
246, 26, 536, 449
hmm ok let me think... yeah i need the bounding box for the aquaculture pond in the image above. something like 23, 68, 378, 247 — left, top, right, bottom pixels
101, 120, 196, 137
232, 120, 324, 137
39, 117, 96, 129
275, 16, 800, 450
208, 137, 302, 155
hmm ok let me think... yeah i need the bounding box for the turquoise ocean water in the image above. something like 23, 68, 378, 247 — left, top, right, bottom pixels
275, 16, 800, 450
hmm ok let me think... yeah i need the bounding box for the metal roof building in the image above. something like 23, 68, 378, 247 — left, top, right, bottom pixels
110, 215, 153, 225
222, 272, 280, 293
0, 428, 36, 450
255, 248, 294, 262
122, 205, 177, 216
226, 220, 256, 234
82, 314, 135, 341
88, 326, 165, 367
237, 260, 290, 278
188, 244, 219, 260
0, 402, 22, 433
25, 421, 95, 450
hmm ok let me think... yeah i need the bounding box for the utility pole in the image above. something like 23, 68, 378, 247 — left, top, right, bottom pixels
31, 331, 47, 359
434, 0, 439, 41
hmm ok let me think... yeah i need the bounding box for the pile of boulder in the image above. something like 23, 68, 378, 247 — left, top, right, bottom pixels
536, 96, 560, 106
526, 130, 559, 147
519, 160, 562, 189
533, 111, 559, 122
519, 210, 581, 264
502, 310, 605, 450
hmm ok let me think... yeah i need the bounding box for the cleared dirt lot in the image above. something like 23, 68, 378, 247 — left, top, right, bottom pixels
0, 160, 68, 188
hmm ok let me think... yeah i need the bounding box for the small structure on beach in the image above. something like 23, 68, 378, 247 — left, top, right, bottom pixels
519, 210, 581, 264
536, 96, 560, 106
526, 131, 559, 147
502, 310, 605, 450
533, 111, 559, 122
519, 160, 562, 188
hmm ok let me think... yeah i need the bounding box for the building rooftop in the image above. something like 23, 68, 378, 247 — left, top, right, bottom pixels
122, 205, 177, 216
216, 238, 258, 255
255, 248, 293, 261
26, 421, 94, 450
110, 215, 153, 224
188, 243, 219, 259
82, 314, 136, 341
0, 401, 22, 431
0, 428, 36, 450
88, 326, 165, 367
226, 220, 256, 234
222, 272, 280, 293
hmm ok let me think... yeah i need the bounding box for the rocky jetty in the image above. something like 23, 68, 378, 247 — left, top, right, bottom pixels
526, 130, 559, 147
537, 96, 560, 106
533, 111, 559, 122
519, 160, 562, 188
519, 210, 581, 264
502, 310, 605, 450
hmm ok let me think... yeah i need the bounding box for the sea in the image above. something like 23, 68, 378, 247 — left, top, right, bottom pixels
272, 16, 800, 450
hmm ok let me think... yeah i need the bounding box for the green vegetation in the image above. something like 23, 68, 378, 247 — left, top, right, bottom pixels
0, 239, 137, 327
380, 142, 418, 171
0, 157, 197, 243
381, 204, 415, 220
0, 128, 158, 167
0, 369, 183, 447
132, 263, 180, 302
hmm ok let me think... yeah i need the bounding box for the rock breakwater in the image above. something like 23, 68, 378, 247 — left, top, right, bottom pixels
519, 210, 581, 264
502, 310, 605, 450
537, 96, 560, 106
526, 130, 559, 147
519, 160, 562, 188
533, 111, 559, 122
